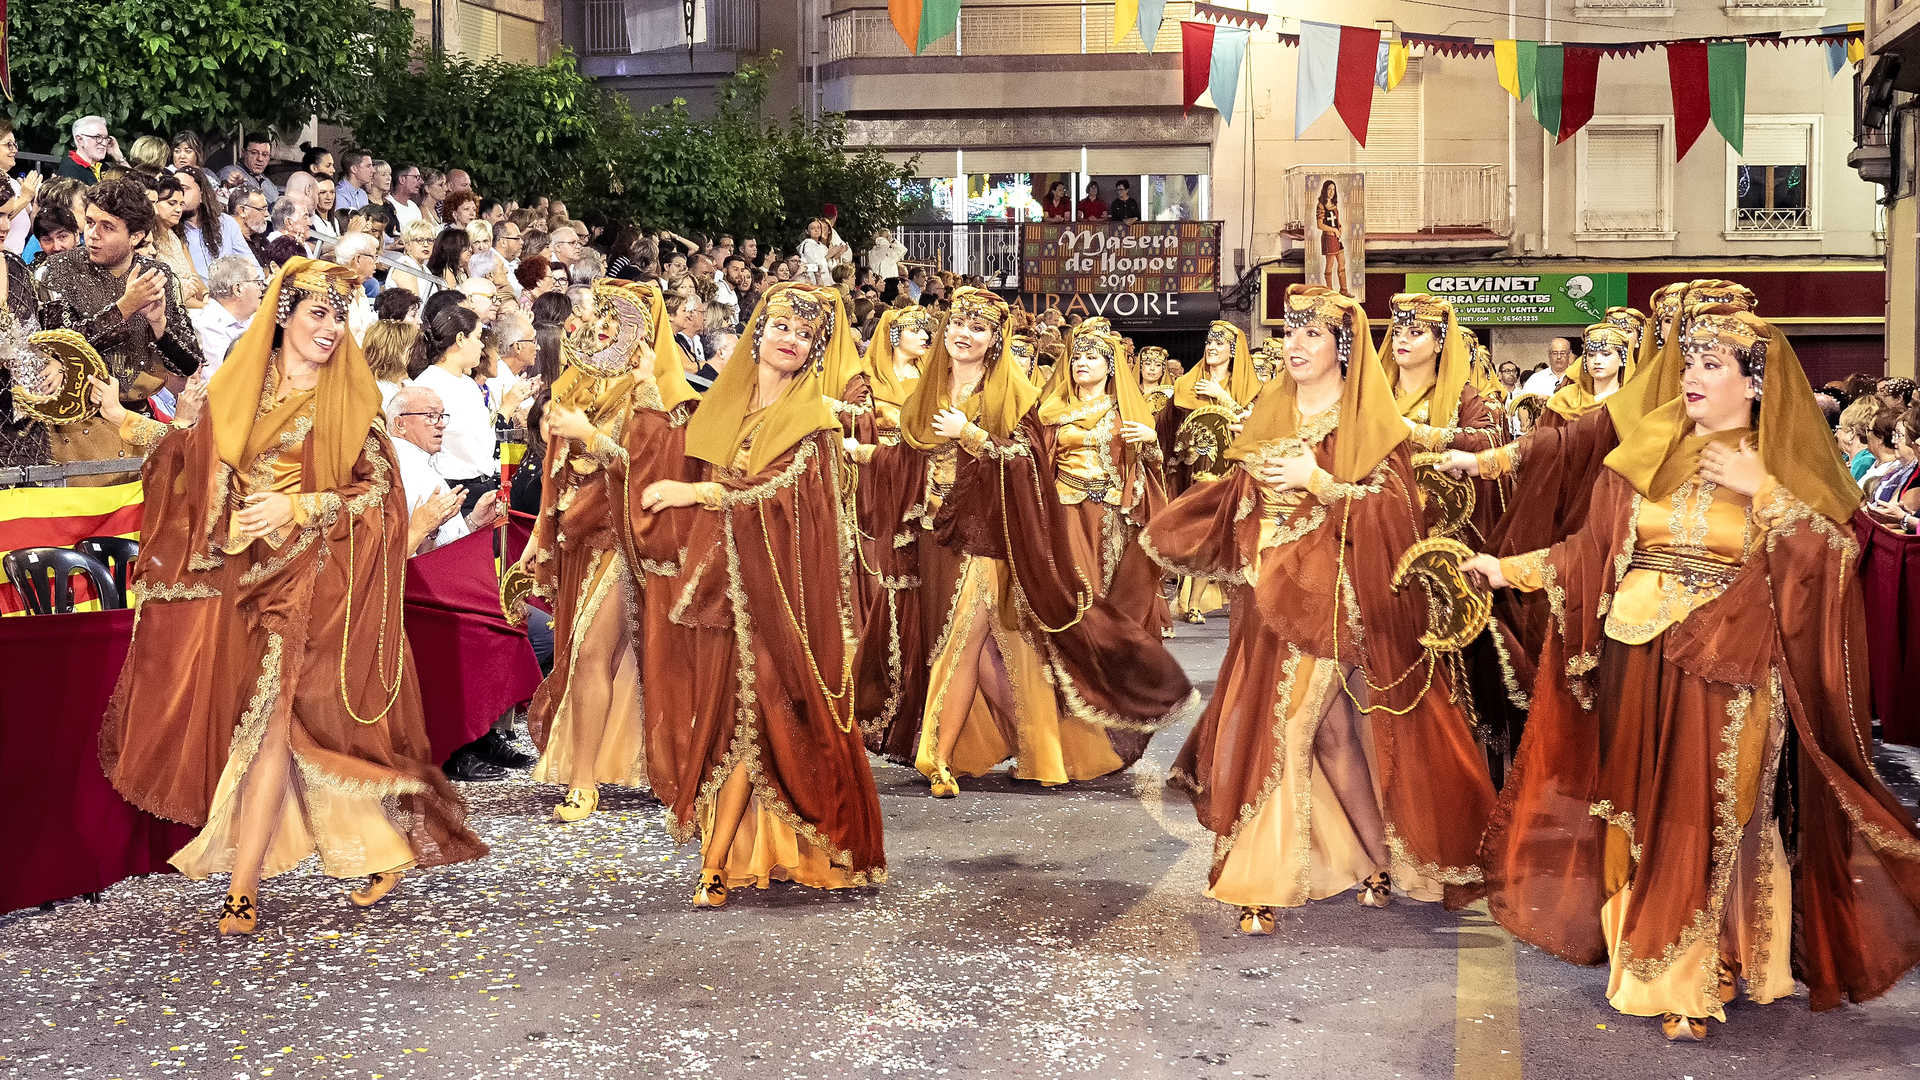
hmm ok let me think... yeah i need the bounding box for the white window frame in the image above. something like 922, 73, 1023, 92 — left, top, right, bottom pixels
1720, 0, 1826, 18
1724, 114, 1822, 240
1571, 0, 1673, 18
1574, 116, 1675, 241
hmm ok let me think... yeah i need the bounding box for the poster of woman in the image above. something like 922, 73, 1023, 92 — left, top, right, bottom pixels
1303, 172, 1365, 301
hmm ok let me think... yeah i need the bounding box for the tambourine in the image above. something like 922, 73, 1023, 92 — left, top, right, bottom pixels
1509, 392, 1546, 433
1144, 385, 1173, 416
13, 329, 109, 426
1390, 536, 1493, 652
499, 563, 536, 628
1174, 405, 1238, 480
1410, 452, 1477, 540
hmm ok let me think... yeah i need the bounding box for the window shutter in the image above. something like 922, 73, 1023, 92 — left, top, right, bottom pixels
1581, 126, 1664, 233
1085, 147, 1210, 174
1356, 58, 1423, 231
1738, 123, 1812, 165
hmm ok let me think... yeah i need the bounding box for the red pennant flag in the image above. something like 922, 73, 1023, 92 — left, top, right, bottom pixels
1667, 42, 1711, 159
1182, 21, 1216, 115
1558, 46, 1601, 143
1333, 26, 1382, 146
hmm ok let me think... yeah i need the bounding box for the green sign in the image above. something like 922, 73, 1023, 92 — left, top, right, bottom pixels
1403, 272, 1627, 326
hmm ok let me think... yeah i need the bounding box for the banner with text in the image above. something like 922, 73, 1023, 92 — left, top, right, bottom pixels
1404, 271, 1626, 325
1019, 221, 1221, 328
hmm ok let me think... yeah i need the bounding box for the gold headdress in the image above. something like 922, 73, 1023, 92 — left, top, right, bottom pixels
1037, 321, 1153, 429
553, 276, 694, 412
949, 285, 1011, 330
887, 305, 937, 348
1383, 293, 1474, 426
274, 260, 359, 326
1253, 335, 1285, 380
1388, 292, 1452, 329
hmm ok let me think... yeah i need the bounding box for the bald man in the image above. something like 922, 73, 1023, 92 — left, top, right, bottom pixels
1519, 337, 1572, 399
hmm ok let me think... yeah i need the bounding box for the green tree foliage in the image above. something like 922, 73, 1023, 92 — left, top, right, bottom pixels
8, 0, 412, 148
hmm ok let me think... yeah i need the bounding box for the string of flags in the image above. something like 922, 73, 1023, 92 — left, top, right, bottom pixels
885, 2, 1864, 160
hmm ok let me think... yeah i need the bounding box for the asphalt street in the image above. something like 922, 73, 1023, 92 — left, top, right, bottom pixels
3, 620, 1917, 1079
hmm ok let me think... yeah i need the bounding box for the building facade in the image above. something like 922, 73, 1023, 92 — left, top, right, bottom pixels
1858, 0, 1920, 377
565, 0, 1883, 377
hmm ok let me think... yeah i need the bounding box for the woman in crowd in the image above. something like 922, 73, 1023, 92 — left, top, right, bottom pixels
1034, 321, 1171, 638
1143, 285, 1493, 935
419, 169, 447, 227
1167, 320, 1257, 624
1464, 304, 1920, 1041
1838, 397, 1880, 480
512, 279, 698, 821
797, 218, 833, 287
426, 229, 469, 292
390, 221, 440, 299
1041, 180, 1072, 222
96, 258, 484, 934
636, 282, 885, 905
1860, 406, 1912, 501
407, 303, 495, 512
0, 120, 40, 256
852, 286, 1192, 797
181, 167, 253, 278
149, 174, 209, 306
169, 131, 217, 188
362, 318, 416, 408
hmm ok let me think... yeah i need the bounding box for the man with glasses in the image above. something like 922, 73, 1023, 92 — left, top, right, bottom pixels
228, 188, 272, 266
547, 225, 582, 276
188, 255, 266, 375
60, 116, 124, 184
388, 383, 502, 556
495, 221, 523, 272
387, 162, 424, 232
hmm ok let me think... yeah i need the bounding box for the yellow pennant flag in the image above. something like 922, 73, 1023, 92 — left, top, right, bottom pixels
1386, 39, 1409, 90
1115, 0, 1140, 45
1494, 40, 1521, 100
1848, 24, 1867, 65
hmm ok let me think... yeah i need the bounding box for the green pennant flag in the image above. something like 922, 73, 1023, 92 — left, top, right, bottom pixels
919, 0, 960, 51
1532, 44, 1563, 136
1708, 41, 1747, 156
1515, 39, 1538, 104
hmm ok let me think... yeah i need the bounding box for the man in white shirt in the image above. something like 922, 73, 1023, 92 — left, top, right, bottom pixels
1517, 337, 1573, 401
867, 229, 907, 282
188, 255, 265, 375
331, 232, 382, 343
388, 383, 501, 554
387, 162, 424, 235
489, 313, 538, 426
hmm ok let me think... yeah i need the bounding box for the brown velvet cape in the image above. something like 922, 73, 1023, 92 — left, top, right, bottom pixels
1479, 467, 1920, 1010
98, 416, 484, 870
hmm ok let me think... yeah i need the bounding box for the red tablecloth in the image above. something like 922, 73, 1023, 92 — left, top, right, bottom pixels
0, 609, 194, 915
1857, 511, 1920, 746
403, 529, 543, 763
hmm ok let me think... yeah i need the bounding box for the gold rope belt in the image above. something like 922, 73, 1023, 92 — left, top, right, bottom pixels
1627, 547, 1741, 590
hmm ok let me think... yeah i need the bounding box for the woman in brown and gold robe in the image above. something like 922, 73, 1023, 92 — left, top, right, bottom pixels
639, 283, 884, 907
830, 304, 929, 634
1033, 322, 1170, 638
97, 258, 484, 934
1168, 320, 1258, 623
515, 278, 699, 822
1465, 306, 1920, 1041
1143, 285, 1495, 936
852, 287, 1193, 798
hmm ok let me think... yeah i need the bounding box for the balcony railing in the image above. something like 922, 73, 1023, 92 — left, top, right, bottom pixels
1283, 163, 1511, 240
898, 223, 1023, 283
1733, 206, 1814, 231
585, 0, 758, 57
825, 1, 1194, 62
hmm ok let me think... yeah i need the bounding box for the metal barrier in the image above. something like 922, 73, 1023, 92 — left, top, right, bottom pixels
0, 458, 146, 489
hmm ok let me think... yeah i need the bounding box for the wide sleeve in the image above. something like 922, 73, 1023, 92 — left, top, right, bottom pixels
1410, 384, 1501, 453
943, 413, 1194, 731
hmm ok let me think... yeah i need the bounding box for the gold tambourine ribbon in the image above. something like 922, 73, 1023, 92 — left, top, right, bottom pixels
499, 563, 536, 628
1410, 451, 1476, 540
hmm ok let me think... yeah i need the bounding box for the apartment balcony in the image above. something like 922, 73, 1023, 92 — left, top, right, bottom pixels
1281, 164, 1512, 254
574, 0, 759, 90
820, 1, 1191, 114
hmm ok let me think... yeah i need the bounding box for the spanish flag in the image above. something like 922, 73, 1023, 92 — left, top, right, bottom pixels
0, 481, 142, 613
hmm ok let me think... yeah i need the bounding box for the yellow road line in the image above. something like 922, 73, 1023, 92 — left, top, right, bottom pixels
1455, 899, 1523, 1080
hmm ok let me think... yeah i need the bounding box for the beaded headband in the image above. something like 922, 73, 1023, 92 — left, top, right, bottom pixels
1684, 279, 1756, 312
1137, 345, 1169, 365
1280, 285, 1357, 368
1071, 328, 1119, 370
1388, 292, 1452, 329
1582, 323, 1634, 354
1604, 306, 1647, 333
1205, 321, 1237, 348
764, 287, 832, 336
1680, 305, 1769, 354
948, 286, 1010, 329
275, 262, 356, 326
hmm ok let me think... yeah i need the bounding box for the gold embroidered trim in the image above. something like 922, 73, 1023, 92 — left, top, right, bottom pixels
1385, 822, 1485, 886
136, 580, 220, 603
1588, 799, 1643, 862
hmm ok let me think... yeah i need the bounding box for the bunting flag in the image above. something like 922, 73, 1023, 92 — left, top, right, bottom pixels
1194, 2, 1266, 30
1532, 44, 1564, 136
1821, 22, 1867, 76
1558, 45, 1601, 142
1668, 42, 1711, 158
1182, 21, 1215, 115
918, 0, 959, 51
1210, 26, 1250, 121
1335, 26, 1382, 144
1494, 39, 1522, 100
1516, 40, 1539, 103
1115, 0, 1138, 47
889, 0, 922, 52
1708, 40, 1747, 155
1296, 21, 1341, 136
1376, 39, 1408, 91
1138, 0, 1167, 52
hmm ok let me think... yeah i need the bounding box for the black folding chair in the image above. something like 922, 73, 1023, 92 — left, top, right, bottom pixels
1, 547, 121, 614
74, 536, 140, 604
